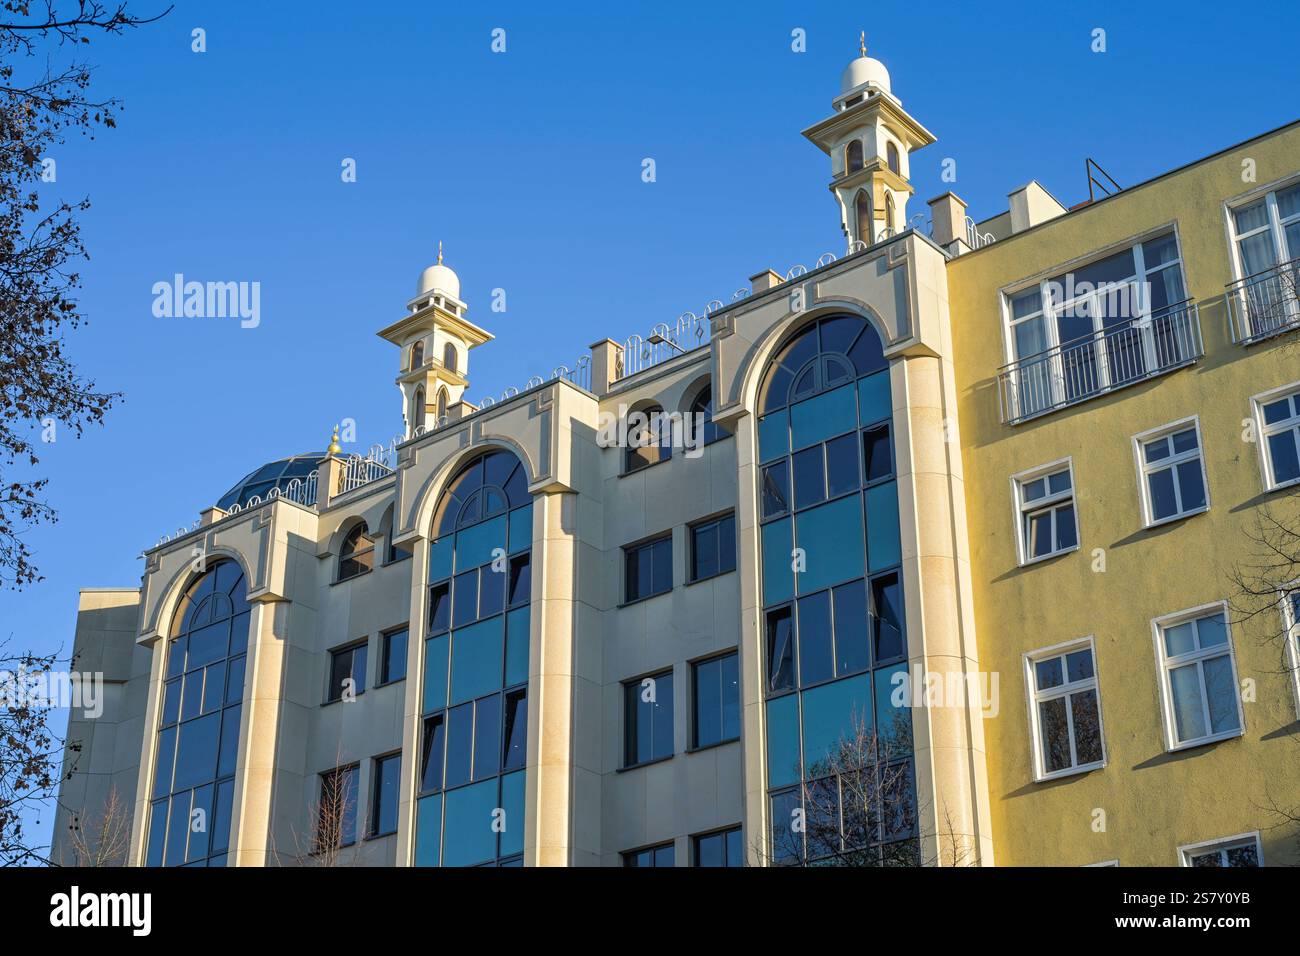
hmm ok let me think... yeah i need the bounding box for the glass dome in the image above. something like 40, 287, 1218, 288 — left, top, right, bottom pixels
216, 453, 322, 510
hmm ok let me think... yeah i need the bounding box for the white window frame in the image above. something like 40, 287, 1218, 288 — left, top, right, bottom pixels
1085, 859, 1119, 867
1010, 457, 1079, 566
999, 225, 1189, 418
1151, 601, 1245, 752
1177, 831, 1262, 868
1251, 380, 1300, 492
1225, 174, 1300, 280
1022, 636, 1107, 782
1283, 587, 1300, 721
1131, 416, 1210, 527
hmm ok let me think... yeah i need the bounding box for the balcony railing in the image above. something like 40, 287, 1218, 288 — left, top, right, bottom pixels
997, 300, 1203, 425
1225, 258, 1300, 345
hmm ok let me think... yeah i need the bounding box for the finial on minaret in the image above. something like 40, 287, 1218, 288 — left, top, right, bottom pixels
437, 241, 444, 265
327, 424, 342, 456
859, 31, 866, 57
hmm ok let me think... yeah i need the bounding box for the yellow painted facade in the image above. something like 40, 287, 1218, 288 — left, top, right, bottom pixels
947, 121, 1300, 866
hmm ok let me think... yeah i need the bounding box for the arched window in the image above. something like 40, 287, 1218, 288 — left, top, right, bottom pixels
855, 192, 872, 246
689, 386, 723, 447
436, 387, 448, 421
886, 141, 900, 175
411, 387, 425, 433
338, 523, 375, 581
443, 342, 458, 374
754, 315, 914, 866
410, 340, 425, 369
145, 560, 250, 867
623, 404, 672, 473
418, 449, 532, 866
885, 192, 896, 234
382, 504, 411, 564
846, 139, 864, 173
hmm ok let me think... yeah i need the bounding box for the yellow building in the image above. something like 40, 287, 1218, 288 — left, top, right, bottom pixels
52, 45, 1300, 868
947, 120, 1300, 866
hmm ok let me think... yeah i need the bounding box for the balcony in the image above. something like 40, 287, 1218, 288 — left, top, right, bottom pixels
997, 300, 1204, 425
1226, 258, 1300, 345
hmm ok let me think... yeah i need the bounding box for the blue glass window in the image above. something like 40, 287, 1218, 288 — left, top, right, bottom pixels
146, 561, 250, 867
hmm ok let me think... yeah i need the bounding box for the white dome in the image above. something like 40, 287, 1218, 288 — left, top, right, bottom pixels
840, 54, 890, 95
417, 248, 460, 301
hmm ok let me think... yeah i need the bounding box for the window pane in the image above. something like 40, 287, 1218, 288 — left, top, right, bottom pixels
871, 574, 905, 662
373, 755, 400, 835
421, 714, 446, 792
473, 694, 502, 780
865, 482, 901, 572
503, 689, 528, 770
507, 553, 531, 606
718, 515, 736, 575
383, 629, 408, 684
1233, 198, 1269, 234
1047, 470, 1072, 495
1065, 649, 1093, 682
651, 537, 673, 595
173, 712, 220, 790
442, 779, 497, 867
766, 607, 795, 693
1176, 460, 1206, 513
429, 582, 451, 634
1169, 663, 1207, 742
792, 446, 826, 509
692, 521, 719, 581
695, 832, 724, 867
504, 607, 530, 688
758, 413, 789, 463
1202, 654, 1240, 734
797, 590, 834, 687
833, 580, 870, 676
1071, 689, 1103, 764
796, 495, 865, 592
765, 694, 801, 788
449, 618, 504, 706
452, 571, 479, 627
762, 519, 794, 606
1054, 503, 1078, 551
478, 565, 505, 620
863, 425, 891, 482
423, 634, 449, 713
791, 384, 857, 450
761, 461, 790, 517
694, 657, 723, 748
857, 370, 891, 424
1148, 468, 1179, 520
771, 790, 803, 864
1267, 430, 1300, 484
1226, 843, 1259, 867
217, 704, 241, 778
1196, 612, 1228, 649
1038, 696, 1071, 772
444, 702, 473, 788
1035, 657, 1063, 690
801, 674, 872, 776
826, 433, 859, 498
1163, 621, 1196, 656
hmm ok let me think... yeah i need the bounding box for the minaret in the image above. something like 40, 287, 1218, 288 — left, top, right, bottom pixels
802, 36, 936, 250
376, 244, 493, 437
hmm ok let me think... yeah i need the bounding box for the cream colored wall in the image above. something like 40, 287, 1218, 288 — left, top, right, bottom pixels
51, 589, 147, 866
946, 122, 1300, 866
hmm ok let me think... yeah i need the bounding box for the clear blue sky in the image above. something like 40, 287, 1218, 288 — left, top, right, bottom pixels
7, 0, 1298, 854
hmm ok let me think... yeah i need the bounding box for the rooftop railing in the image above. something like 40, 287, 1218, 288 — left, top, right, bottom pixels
1225, 258, 1300, 345
997, 299, 1203, 425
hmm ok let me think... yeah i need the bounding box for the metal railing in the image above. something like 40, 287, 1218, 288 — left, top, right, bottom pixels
965, 216, 996, 249
340, 451, 394, 494
997, 300, 1203, 425
1225, 258, 1300, 345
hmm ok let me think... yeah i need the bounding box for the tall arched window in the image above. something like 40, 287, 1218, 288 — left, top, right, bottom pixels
689, 386, 723, 447
755, 315, 915, 866
886, 141, 900, 175
624, 404, 672, 473
443, 342, 458, 374
855, 192, 872, 246
885, 193, 896, 234
416, 449, 532, 866
410, 340, 425, 369
411, 387, 425, 433
436, 387, 448, 421
145, 560, 250, 867
338, 523, 375, 581
846, 139, 864, 173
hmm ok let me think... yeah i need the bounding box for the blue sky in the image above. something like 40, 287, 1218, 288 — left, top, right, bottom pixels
6, 0, 1298, 853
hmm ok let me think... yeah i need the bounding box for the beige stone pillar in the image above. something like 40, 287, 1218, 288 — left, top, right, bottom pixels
588, 339, 624, 397
525, 490, 577, 865
230, 600, 287, 866
927, 192, 970, 255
